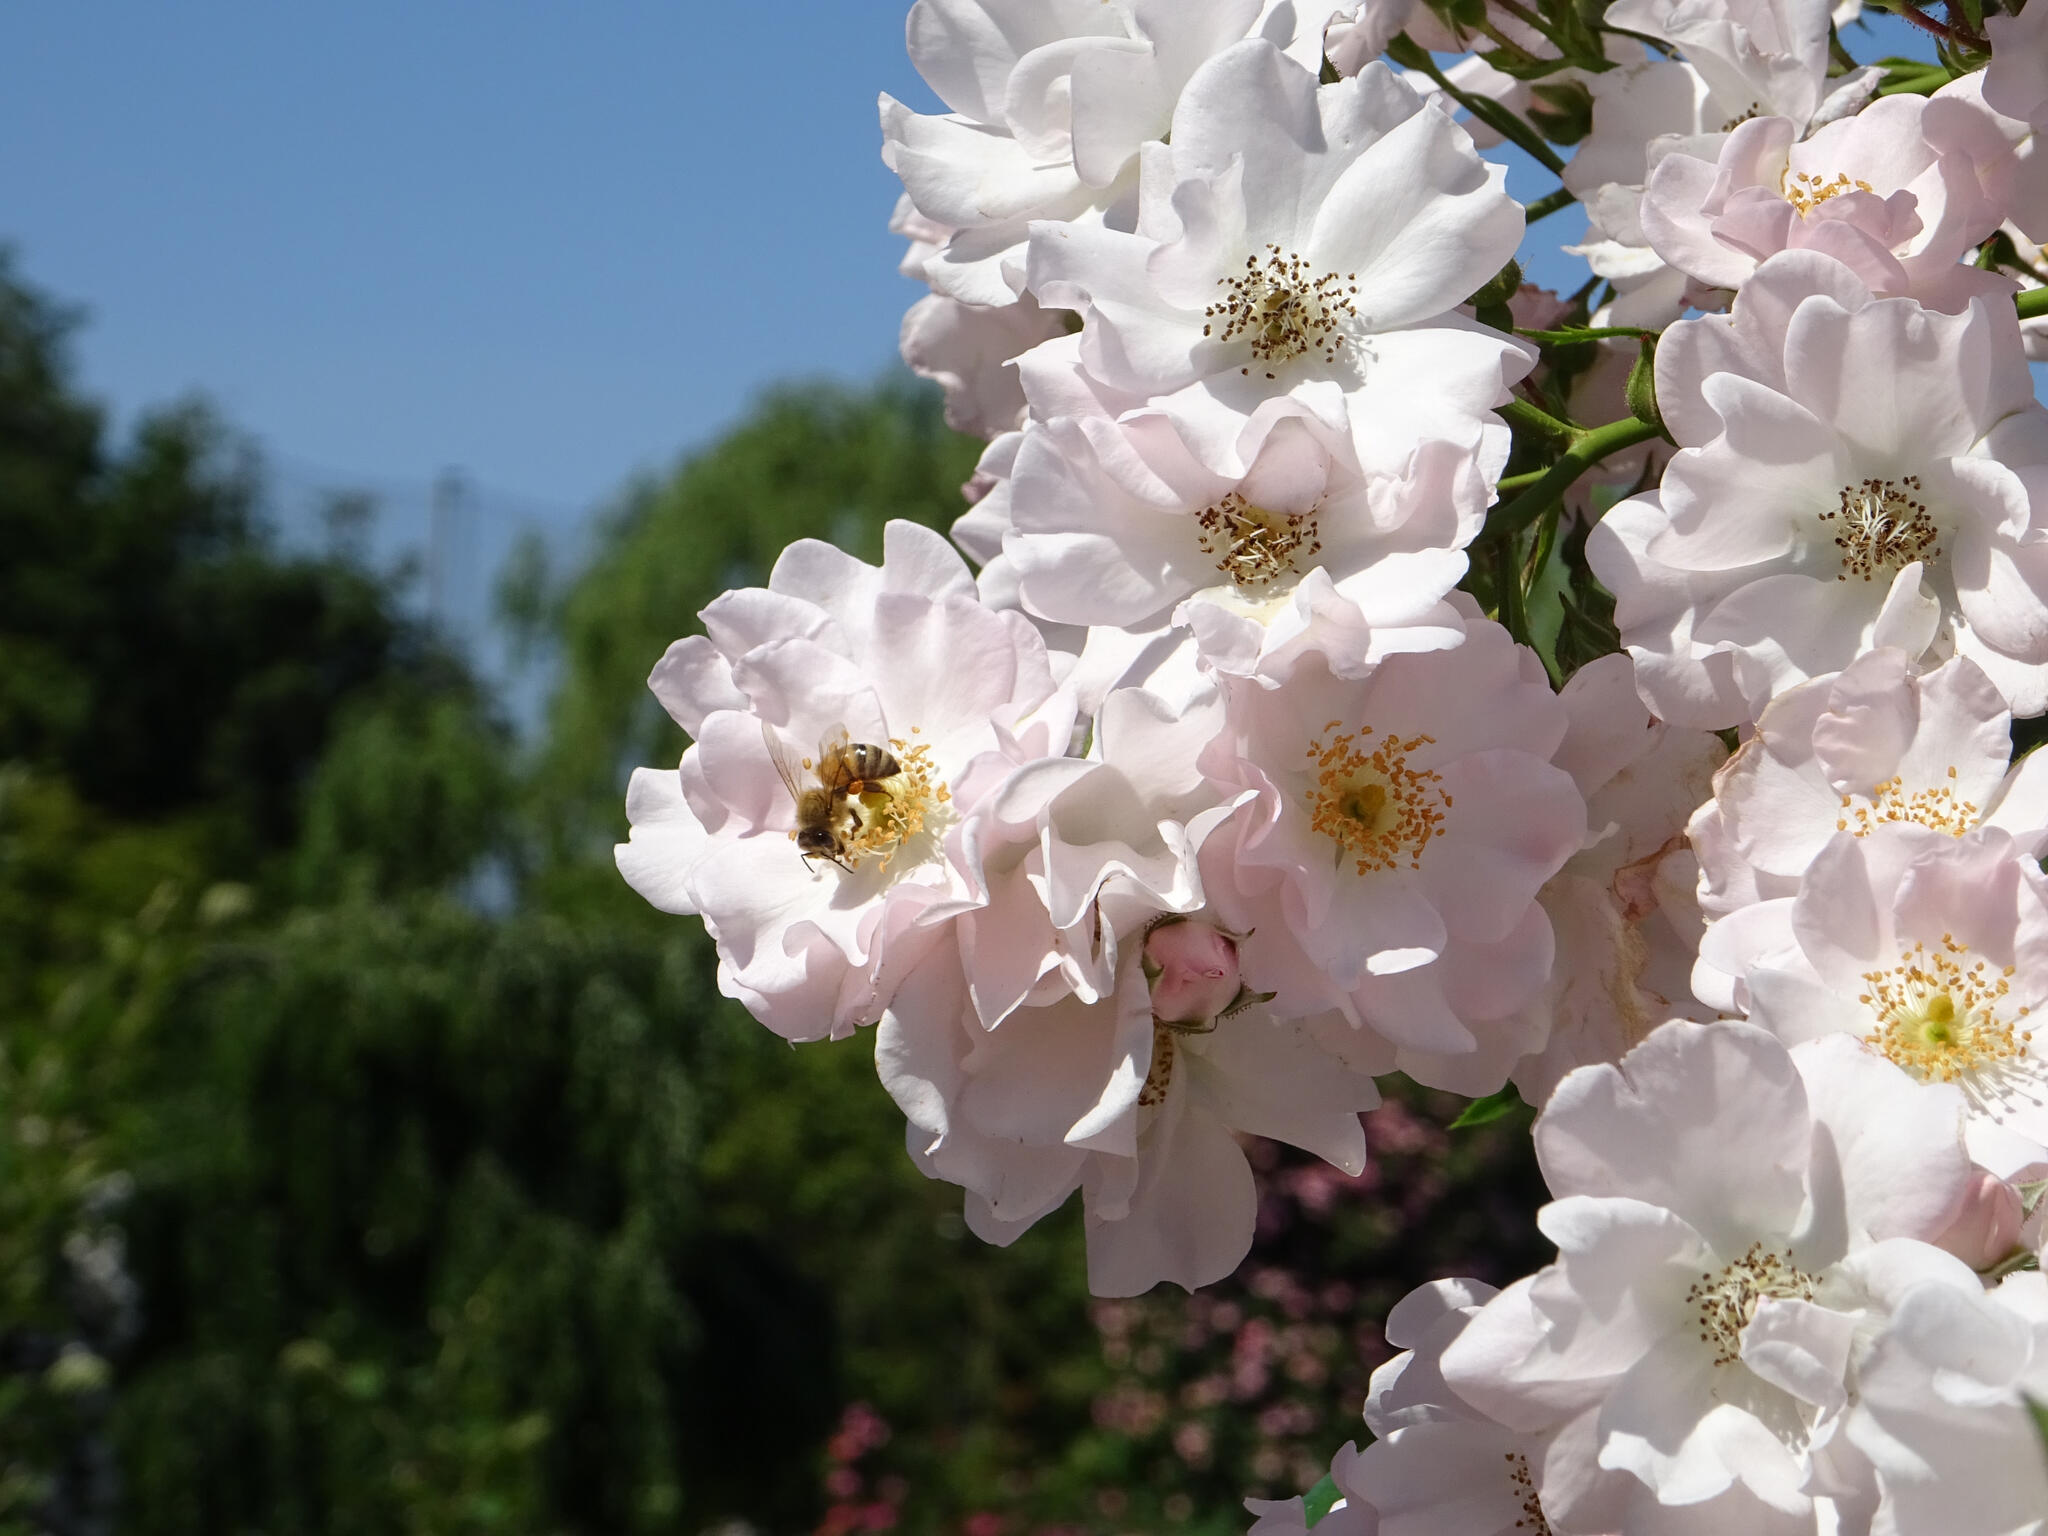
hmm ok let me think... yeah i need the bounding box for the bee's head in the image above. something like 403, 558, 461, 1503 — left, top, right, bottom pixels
795, 826, 840, 855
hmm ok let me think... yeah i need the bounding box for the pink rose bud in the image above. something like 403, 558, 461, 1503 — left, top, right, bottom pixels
1144, 921, 1242, 1026
1933, 1169, 2025, 1271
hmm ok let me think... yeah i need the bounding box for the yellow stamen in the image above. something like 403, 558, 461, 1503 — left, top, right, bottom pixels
1862, 937, 2033, 1082
1304, 722, 1447, 875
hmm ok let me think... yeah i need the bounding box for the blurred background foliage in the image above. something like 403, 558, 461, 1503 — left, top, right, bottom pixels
0, 253, 1544, 1536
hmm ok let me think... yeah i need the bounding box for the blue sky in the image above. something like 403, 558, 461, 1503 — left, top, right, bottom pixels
0, 6, 947, 516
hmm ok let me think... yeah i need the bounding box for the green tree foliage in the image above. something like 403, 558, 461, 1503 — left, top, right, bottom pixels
110, 894, 838, 1536
0, 252, 467, 865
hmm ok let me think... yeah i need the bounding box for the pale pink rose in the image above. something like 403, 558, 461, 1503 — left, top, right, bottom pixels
1690, 649, 2048, 919
1024, 45, 1531, 485
880, 0, 1331, 307
1605, 0, 1839, 131
876, 931, 1377, 1297
1508, 654, 1726, 1105
1355, 1278, 1599, 1535
1639, 93, 2016, 307
1986, 0, 2048, 129
1144, 919, 1243, 1026
614, 521, 1075, 1042
1849, 1272, 2048, 1532
1442, 1022, 1980, 1530
1199, 614, 1587, 1096
1693, 822, 2048, 1152
1935, 69, 2048, 247
1933, 1169, 2026, 1272
999, 396, 1480, 680
1244, 1442, 1378, 1534
898, 291, 1067, 441
946, 680, 1234, 1028
1587, 250, 2048, 726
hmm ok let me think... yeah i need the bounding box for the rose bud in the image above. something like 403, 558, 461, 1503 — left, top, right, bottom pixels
1143, 919, 1243, 1028
1933, 1169, 2026, 1272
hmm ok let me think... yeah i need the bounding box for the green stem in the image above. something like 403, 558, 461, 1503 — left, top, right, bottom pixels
1492, 537, 1534, 650
1387, 36, 1568, 177
1481, 417, 1667, 546
1515, 323, 1654, 344
2019, 287, 2048, 321
1501, 396, 1578, 447
1487, 0, 1567, 51
1523, 186, 1577, 225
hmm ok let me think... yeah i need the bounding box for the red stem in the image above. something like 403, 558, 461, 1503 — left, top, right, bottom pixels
1894, 0, 1985, 47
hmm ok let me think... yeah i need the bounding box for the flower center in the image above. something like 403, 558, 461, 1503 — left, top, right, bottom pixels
1503, 1451, 1552, 1535
1720, 101, 1762, 132
1687, 1243, 1820, 1367
1819, 476, 1940, 582
1194, 493, 1323, 589
1782, 168, 1875, 217
794, 733, 950, 872
1862, 939, 2033, 1083
1837, 767, 1979, 838
1205, 245, 1359, 380
1305, 723, 1447, 875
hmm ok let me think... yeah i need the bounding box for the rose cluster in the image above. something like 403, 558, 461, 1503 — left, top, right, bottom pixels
618, 0, 2048, 1527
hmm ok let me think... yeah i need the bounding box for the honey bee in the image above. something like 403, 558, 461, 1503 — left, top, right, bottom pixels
763, 722, 904, 871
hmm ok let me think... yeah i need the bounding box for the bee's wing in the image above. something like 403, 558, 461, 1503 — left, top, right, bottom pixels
815, 722, 858, 791
761, 721, 809, 805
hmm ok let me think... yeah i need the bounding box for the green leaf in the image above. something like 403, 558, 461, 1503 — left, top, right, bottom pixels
2027, 1396, 2048, 1475
1303, 1473, 1344, 1526
1524, 511, 1570, 680
1624, 335, 1666, 436
1450, 1083, 1528, 1128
